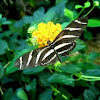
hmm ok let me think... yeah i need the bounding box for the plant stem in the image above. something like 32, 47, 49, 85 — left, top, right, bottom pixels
77, 7, 85, 18
84, 5, 95, 17
0, 86, 3, 95
51, 86, 68, 99
4, 61, 11, 68
81, 75, 100, 81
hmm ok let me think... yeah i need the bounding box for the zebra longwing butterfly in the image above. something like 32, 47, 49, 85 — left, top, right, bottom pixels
14, 17, 88, 70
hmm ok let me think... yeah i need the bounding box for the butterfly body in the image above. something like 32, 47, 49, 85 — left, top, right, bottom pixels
14, 17, 88, 70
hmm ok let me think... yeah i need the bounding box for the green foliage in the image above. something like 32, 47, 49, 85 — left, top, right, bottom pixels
48, 73, 74, 86
16, 88, 28, 100
0, 0, 100, 100
23, 66, 45, 75
84, 30, 93, 40
84, 2, 91, 8
64, 8, 74, 20
61, 64, 81, 74
0, 63, 5, 79
88, 19, 100, 27
38, 89, 52, 100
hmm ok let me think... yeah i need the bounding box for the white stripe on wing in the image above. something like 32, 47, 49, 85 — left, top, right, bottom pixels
41, 49, 54, 61
54, 35, 77, 44
55, 42, 71, 50
74, 20, 87, 24
42, 43, 71, 61
58, 43, 74, 54
64, 28, 81, 31
41, 54, 56, 65
35, 47, 49, 66
26, 50, 33, 66
19, 56, 22, 69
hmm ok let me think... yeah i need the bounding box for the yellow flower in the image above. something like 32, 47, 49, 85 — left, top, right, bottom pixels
31, 22, 62, 47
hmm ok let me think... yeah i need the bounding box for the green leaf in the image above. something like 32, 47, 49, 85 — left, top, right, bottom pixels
29, 0, 35, 7
2, 77, 14, 84
0, 14, 2, 19
89, 52, 98, 61
84, 69, 100, 77
43, 2, 65, 22
3, 88, 13, 100
32, 7, 45, 22
48, 73, 74, 86
5, 49, 32, 75
38, 71, 52, 86
83, 89, 96, 100
56, 0, 68, 5
26, 79, 37, 100
54, 87, 69, 100
0, 63, 5, 79
23, 66, 45, 75
84, 2, 91, 8
26, 79, 37, 91
61, 22, 70, 29
38, 89, 53, 100
14, 19, 25, 28
10, 24, 23, 33
2, 20, 12, 25
43, 9, 56, 22
89, 86, 99, 96
75, 5, 83, 9
0, 17, 6, 23
64, 8, 74, 20
23, 16, 34, 24
21, 74, 30, 83
98, 96, 100, 100
61, 64, 81, 74
88, 19, 100, 27
1, 31, 12, 38
84, 31, 93, 40
73, 39, 86, 52
0, 39, 8, 55
16, 88, 28, 100
75, 80, 89, 87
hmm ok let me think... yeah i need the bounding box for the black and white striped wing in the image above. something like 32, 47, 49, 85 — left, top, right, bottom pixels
52, 17, 88, 56
14, 17, 88, 69
14, 46, 58, 70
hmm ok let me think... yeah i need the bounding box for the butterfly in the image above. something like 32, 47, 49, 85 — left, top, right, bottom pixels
14, 17, 88, 70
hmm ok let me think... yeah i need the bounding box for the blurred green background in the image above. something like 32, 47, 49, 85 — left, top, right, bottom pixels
0, 0, 100, 100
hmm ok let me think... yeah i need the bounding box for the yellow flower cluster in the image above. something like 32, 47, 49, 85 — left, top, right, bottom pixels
32, 22, 62, 47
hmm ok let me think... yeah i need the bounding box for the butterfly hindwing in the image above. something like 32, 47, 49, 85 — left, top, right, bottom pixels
52, 17, 88, 56
56, 42, 76, 56
40, 49, 58, 66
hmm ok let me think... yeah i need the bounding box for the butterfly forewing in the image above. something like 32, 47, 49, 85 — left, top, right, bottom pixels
53, 17, 88, 42
56, 42, 76, 56
52, 17, 88, 56
14, 17, 88, 69
15, 47, 48, 69
40, 49, 58, 66
15, 46, 58, 69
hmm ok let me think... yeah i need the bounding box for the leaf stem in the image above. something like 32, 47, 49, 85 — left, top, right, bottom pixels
77, 7, 85, 18
78, 74, 100, 81
51, 86, 68, 99
4, 61, 11, 68
0, 86, 3, 95
84, 5, 95, 17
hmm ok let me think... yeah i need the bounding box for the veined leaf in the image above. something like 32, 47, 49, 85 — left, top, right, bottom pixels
88, 19, 100, 27
48, 73, 74, 86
